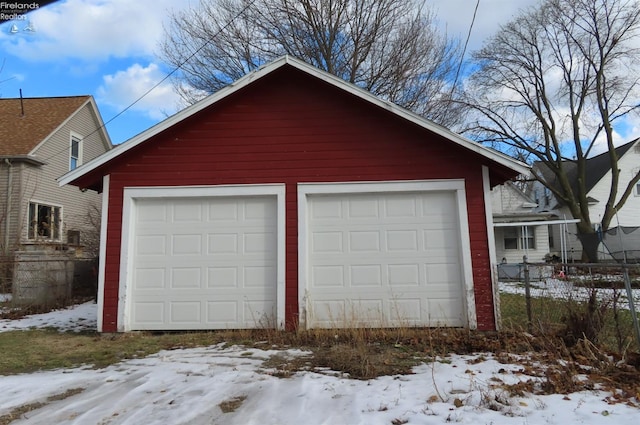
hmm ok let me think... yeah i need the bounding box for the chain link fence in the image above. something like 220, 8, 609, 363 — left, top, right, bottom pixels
498, 261, 640, 354
0, 256, 98, 309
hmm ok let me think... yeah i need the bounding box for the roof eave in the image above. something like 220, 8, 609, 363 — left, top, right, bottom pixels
0, 155, 46, 166
59, 55, 529, 187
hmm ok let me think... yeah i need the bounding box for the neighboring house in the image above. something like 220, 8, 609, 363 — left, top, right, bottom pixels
60, 56, 528, 333
0, 95, 113, 257
492, 182, 556, 264
493, 138, 640, 264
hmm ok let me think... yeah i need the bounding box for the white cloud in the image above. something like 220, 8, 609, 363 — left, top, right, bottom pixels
1, 0, 192, 62
97, 62, 184, 121
431, 0, 540, 53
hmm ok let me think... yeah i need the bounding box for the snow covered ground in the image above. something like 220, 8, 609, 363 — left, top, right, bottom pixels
0, 301, 639, 424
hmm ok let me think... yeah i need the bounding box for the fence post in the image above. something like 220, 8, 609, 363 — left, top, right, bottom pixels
622, 265, 640, 350
523, 255, 532, 332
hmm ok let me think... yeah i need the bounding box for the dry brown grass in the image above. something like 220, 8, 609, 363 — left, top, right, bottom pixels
1, 325, 639, 405
218, 395, 247, 413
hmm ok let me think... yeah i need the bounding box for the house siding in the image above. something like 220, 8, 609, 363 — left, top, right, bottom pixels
491, 183, 534, 215
23, 103, 109, 252
95, 69, 502, 332
588, 143, 640, 227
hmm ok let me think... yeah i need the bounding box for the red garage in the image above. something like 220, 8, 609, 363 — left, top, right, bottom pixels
60, 56, 528, 332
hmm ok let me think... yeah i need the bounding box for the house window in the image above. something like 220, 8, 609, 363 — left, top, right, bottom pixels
28, 202, 61, 240
521, 226, 535, 249
70, 134, 82, 171
504, 228, 519, 249
635, 182, 640, 196
504, 226, 536, 250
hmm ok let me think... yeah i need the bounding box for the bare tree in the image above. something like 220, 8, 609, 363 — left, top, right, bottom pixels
159, 0, 462, 127
462, 0, 640, 261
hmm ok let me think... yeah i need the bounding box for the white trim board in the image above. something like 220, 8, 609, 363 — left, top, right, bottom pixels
96, 174, 110, 332
493, 219, 581, 227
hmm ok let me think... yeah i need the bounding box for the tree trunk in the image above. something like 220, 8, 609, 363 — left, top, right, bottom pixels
577, 231, 600, 262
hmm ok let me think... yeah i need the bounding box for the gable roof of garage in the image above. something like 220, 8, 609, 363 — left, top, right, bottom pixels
59, 55, 529, 188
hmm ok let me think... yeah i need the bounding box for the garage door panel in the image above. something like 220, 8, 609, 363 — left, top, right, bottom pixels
137, 201, 167, 222
347, 197, 378, 218
207, 267, 238, 288
389, 299, 422, 322
306, 190, 466, 328
423, 229, 457, 249
311, 265, 344, 287
244, 232, 276, 254
350, 265, 382, 286
170, 268, 201, 288
244, 198, 277, 220
426, 263, 461, 284
385, 196, 417, 217
386, 230, 419, 251
311, 198, 343, 219
245, 265, 275, 287
134, 268, 166, 289
312, 231, 343, 253
208, 234, 238, 254
132, 302, 164, 325
136, 235, 167, 255
388, 264, 420, 286
208, 200, 238, 221
170, 302, 201, 323
206, 301, 238, 323
243, 300, 276, 327
129, 195, 278, 330
174, 201, 202, 221
348, 231, 379, 252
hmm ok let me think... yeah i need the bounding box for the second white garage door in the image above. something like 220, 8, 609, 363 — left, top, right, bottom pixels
123, 188, 281, 331
301, 184, 472, 328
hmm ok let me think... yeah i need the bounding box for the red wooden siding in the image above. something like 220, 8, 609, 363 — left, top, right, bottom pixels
99, 67, 501, 332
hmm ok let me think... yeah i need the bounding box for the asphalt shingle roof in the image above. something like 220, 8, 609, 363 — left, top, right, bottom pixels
534, 138, 638, 207
0, 96, 90, 156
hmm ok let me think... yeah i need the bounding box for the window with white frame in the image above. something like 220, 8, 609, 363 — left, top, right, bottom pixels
70, 133, 82, 171
635, 182, 640, 196
28, 202, 61, 240
504, 226, 536, 250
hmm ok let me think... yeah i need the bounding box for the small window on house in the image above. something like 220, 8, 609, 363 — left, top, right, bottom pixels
504, 228, 519, 249
28, 202, 61, 240
70, 134, 82, 171
521, 226, 536, 250
504, 226, 536, 250
635, 182, 640, 196
548, 224, 555, 249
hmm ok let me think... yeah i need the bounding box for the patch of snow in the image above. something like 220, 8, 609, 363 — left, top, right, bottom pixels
0, 303, 637, 424
0, 301, 97, 333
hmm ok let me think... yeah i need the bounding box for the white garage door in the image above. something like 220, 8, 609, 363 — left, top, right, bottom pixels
304, 190, 467, 328
128, 195, 277, 330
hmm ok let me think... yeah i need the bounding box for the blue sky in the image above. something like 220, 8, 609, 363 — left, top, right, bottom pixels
8, 0, 632, 151
0, 0, 190, 144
